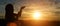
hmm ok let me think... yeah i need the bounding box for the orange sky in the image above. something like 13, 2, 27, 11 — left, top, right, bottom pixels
0, 0, 60, 21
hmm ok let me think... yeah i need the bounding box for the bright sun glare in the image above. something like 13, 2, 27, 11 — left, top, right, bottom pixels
32, 11, 42, 20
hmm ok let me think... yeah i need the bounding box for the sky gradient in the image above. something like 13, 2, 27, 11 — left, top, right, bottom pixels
0, 0, 60, 21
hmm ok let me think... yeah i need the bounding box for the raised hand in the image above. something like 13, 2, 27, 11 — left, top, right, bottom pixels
21, 6, 25, 9
17, 6, 26, 20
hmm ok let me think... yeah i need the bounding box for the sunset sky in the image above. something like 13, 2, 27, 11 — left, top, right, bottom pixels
0, 0, 60, 21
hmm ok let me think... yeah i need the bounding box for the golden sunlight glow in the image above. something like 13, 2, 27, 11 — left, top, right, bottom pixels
32, 11, 42, 20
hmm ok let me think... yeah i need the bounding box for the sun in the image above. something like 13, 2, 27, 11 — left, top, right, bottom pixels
32, 11, 42, 20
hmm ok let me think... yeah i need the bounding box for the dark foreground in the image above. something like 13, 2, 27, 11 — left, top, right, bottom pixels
0, 19, 60, 26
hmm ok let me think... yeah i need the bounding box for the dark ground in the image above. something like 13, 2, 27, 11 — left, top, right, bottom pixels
0, 19, 60, 26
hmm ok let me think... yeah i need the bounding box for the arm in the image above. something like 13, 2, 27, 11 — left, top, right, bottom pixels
18, 6, 25, 17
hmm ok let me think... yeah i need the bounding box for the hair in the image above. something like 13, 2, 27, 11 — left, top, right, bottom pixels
5, 4, 15, 22
5, 4, 14, 13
